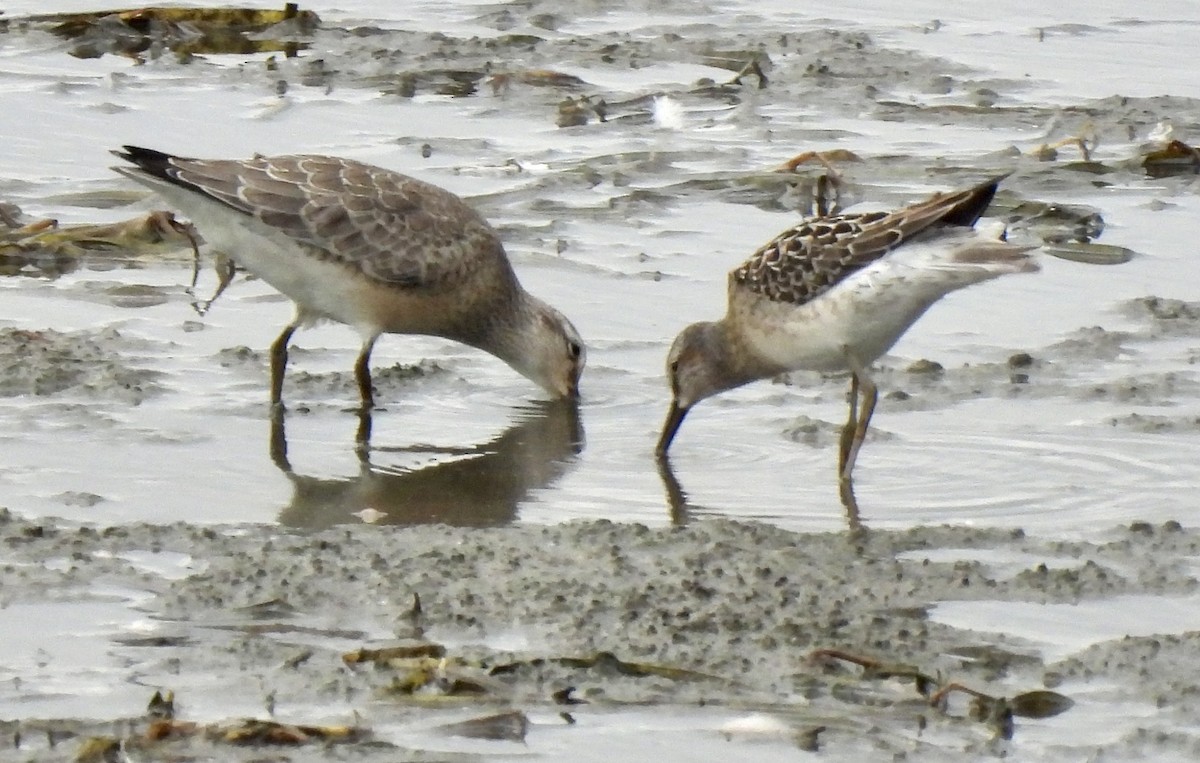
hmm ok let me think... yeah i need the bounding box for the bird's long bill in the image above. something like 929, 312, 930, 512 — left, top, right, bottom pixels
655, 399, 690, 457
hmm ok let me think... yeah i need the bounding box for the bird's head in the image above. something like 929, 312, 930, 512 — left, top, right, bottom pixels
656, 321, 743, 456
516, 301, 585, 401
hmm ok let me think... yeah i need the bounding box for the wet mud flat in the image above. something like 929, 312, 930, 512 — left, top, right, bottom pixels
2, 508, 1199, 761
2, 2, 1200, 761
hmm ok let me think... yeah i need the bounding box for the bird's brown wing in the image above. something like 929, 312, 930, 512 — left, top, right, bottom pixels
731, 176, 1005, 306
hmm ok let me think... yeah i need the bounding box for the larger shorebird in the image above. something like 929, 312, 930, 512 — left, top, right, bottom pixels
112, 146, 585, 410
656, 176, 1038, 515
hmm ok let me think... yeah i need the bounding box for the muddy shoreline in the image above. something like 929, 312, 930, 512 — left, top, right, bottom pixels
3, 508, 1199, 760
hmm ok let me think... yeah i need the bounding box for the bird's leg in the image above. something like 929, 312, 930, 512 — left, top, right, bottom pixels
835, 374, 864, 527
842, 370, 878, 482
838, 373, 860, 475
354, 334, 379, 412
838, 373, 862, 521
838, 352, 878, 520
269, 321, 300, 409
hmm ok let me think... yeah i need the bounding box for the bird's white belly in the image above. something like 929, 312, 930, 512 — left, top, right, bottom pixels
739, 279, 935, 372
184, 199, 375, 329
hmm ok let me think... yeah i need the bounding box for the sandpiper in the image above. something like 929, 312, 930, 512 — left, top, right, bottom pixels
656, 176, 1038, 515
112, 146, 585, 410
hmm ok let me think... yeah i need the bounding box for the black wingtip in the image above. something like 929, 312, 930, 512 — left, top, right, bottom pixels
939, 173, 1009, 228
111, 145, 185, 182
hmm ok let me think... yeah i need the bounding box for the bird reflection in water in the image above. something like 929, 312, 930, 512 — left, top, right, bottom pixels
656, 455, 693, 527
270, 400, 584, 528
656, 454, 866, 537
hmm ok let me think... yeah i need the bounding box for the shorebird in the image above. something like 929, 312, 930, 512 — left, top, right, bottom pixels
112, 146, 585, 410
656, 176, 1038, 516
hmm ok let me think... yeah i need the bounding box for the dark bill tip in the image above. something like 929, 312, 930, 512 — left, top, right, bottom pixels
655, 399, 689, 458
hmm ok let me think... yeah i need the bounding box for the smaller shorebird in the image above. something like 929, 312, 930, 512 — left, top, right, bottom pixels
656, 176, 1038, 516
112, 147, 584, 410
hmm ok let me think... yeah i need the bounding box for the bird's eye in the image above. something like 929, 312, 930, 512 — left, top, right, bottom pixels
568, 341, 582, 360
669, 360, 680, 375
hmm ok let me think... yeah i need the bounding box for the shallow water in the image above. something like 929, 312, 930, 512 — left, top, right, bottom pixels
0, 2, 1198, 533
2, 1, 1200, 760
